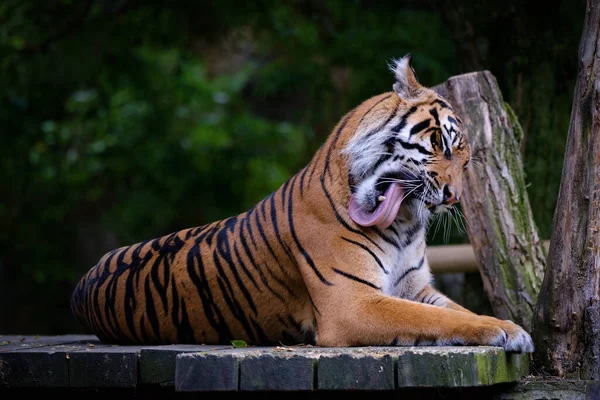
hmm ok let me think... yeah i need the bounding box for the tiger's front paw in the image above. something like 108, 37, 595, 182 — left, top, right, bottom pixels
495, 318, 535, 353
475, 316, 534, 353
454, 316, 534, 353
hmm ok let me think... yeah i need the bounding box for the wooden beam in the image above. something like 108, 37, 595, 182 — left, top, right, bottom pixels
428, 241, 550, 274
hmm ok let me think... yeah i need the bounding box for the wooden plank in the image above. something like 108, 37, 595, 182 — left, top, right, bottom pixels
139, 345, 230, 386
396, 347, 529, 387
68, 345, 144, 388
0, 336, 530, 390
0, 335, 97, 353
0, 339, 101, 388
318, 353, 394, 390
240, 352, 314, 391
176, 352, 239, 391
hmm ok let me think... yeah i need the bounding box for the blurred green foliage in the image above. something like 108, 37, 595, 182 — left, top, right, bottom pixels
0, 0, 584, 333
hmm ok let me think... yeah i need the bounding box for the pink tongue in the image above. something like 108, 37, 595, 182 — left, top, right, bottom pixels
348, 183, 405, 229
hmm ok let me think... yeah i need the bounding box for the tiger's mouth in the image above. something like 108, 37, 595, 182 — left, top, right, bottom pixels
348, 171, 421, 229
349, 183, 404, 229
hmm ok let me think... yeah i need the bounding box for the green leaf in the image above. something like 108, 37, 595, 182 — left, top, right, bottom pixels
231, 340, 247, 348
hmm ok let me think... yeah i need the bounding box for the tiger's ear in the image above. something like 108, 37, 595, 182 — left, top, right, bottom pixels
391, 54, 423, 100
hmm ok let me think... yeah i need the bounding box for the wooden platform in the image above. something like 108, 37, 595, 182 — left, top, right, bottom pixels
0, 334, 530, 391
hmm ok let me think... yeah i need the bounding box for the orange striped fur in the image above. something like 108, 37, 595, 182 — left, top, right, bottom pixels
71, 55, 533, 352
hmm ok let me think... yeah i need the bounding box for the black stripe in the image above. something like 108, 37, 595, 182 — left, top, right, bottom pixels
361, 96, 397, 139
214, 272, 256, 342
280, 179, 291, 210
308, 291, 321, 316
441, 132, 451, 159
409, 119, 431, 136
430, 295, 443, 306
232, 240, 262, 292
150, 254, 171, 316
287, 174, 333, 286
372, 226, 401, 247
139, 314, 150, 343
263, 262, 298, 299
186, 242, 232, 343
260, 264, 292, 303
433, 99, 451, 109
394, 256, 425, 286
391, 106, 418, 133
253, 204, 289, 277
214, 218, 258, 315
249, 317, 271, 344
358, 94, 393, 127
92, 249, 123, 342
144, 275, 162, 342
400, 223, 424, 249
243, 209, 259, 249
299, 165, 310, 197
268, 191, 298, 267
307, 144, 325, 187
429, 128, 441, 150
186, 224, 208, 239
206, 222, 222, 246
341, 237, 388, 274
429, 108, 440, 125
123, 240, 155, 342
236, 227, 295, 302
323, 109, 355, 173
171, 280, 195, 343
237, 223, 290, 304
287, 315, 303, 332
397, 138, 432, 155
368, 133, 398, 176
332, 268, 380, 290
214, 256, 258, 343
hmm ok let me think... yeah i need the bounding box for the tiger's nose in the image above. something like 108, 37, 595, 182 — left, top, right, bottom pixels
442, 185, 459, 205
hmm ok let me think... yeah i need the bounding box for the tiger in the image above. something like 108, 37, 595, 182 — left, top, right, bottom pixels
70, 54, 534, 352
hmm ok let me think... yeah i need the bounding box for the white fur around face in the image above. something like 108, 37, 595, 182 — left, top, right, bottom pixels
342, 107, 432, 215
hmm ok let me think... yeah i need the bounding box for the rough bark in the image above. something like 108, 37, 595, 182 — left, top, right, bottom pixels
433, 73, 545, 332
532, 0, 600, 379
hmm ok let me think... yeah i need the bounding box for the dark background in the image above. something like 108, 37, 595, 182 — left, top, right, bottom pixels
0, 0, 584, 334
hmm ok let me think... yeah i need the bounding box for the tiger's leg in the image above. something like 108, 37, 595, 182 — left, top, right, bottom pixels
314, 290, 533, 352
416, 284, 475, 314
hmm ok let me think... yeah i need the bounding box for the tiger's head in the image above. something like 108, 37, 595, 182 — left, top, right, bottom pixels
343, 54, 471, 229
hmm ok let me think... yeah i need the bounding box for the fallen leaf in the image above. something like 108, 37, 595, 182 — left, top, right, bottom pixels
231, 340, 247, 348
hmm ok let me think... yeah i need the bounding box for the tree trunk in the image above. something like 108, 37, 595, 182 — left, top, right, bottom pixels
532, 0, 600, 379
433, 72, 546, 332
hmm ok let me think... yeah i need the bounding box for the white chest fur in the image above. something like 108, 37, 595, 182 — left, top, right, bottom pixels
378, 218, 432, 300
